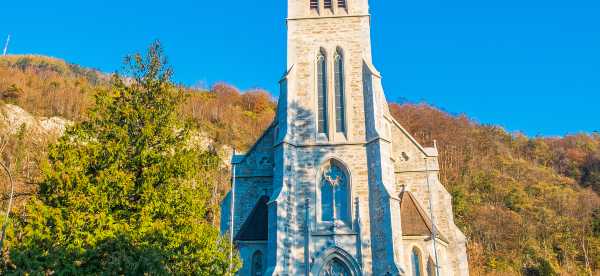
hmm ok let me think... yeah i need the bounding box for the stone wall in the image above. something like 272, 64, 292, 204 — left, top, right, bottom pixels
286, 15, 372, 144
221, 0, 469, 274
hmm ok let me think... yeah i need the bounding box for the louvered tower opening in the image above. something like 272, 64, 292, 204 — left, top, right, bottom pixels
338, 0, 347, 9
324, 0, 333, 9
310, 0, 319, 9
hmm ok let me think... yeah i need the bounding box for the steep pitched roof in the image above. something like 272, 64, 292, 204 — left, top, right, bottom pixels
400, 191, 448, 243
235, 196, 269, 241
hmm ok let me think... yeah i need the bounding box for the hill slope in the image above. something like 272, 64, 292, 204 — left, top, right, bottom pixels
391, 104, 600, 275
0, 55, 599, 275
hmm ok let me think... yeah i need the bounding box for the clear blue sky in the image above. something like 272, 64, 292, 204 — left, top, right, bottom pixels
2, 0, 599, 136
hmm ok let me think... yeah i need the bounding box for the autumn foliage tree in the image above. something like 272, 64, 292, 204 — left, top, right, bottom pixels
2, 43, 239, 275
391, 103, 600, 275
182, 83, 275, 150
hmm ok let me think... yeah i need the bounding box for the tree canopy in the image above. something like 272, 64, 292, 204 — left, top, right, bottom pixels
2, 42, 240, 275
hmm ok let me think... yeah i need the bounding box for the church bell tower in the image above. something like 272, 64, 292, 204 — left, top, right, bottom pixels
222, 0, 470, 275
270, 0, 406, 274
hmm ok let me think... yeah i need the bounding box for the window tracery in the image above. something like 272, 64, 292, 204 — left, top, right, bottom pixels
320, 161, 350, 224
320, 257, 351, 276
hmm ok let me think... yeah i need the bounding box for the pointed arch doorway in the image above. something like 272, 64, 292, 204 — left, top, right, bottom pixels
320, 257, 352, 276
311, 247, 362, 276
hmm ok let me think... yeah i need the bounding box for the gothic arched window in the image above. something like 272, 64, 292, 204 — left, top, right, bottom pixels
411, 247, 423, 276
334, 48, 346, 133
320, 160, 350, 224
251, 250, 264, 276
317, 49, 328, 135
320, 257, 351, 276
427, 257, 436, 276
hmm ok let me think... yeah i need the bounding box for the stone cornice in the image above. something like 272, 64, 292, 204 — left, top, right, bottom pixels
273, 136, 392, 149
287, 14, 370, 21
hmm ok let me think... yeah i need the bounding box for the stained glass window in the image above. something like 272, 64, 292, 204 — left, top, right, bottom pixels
321, 161, 350, 223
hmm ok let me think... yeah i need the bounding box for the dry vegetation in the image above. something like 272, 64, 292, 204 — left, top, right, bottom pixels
0, 55, 107, 121
0, 55, 599, 275
391, 103, 600, 275
181, 83, 275, 150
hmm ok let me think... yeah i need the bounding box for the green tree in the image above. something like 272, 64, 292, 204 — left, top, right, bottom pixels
3, 42, 240, 275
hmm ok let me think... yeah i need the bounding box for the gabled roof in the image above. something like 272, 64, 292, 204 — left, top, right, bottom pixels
235, 196, 269, 241
400, 191, 448, 243
233, 122, 275, 165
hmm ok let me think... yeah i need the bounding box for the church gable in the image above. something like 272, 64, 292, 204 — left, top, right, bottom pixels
235, 123, 276, 177
400, 191, 448, 243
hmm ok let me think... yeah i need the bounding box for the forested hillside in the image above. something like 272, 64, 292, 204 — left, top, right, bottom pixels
0, 55, 598, 275
391, 104, 600, 275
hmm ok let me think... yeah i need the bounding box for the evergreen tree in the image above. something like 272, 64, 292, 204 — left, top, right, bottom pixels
3, 42, 240, 275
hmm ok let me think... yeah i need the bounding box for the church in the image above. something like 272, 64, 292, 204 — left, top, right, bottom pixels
221, 0, 469, 275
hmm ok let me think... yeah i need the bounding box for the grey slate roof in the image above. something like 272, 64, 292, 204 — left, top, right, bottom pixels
235, 196, 269, 241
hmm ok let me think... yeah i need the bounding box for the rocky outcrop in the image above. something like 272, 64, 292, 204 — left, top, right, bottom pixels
0, 104, 71, 136
0, 103, 234, 168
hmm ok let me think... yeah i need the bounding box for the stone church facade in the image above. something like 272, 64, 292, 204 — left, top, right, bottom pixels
221, 0, 469, 275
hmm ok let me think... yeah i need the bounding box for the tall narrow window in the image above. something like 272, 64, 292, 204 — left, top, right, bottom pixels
412, 248, 423, 276
427, 258, 436, 276
251, 251, 264, 276
320, 160, 350, 224
324, 0, 333, 9
317, 49, 328, 135
334, 48, 346, 133
338, 0, 347, 8
310, 0, 319, 9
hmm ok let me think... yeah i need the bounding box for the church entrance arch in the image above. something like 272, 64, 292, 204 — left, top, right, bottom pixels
311, 247, 362, 276
320, 257, 351, 276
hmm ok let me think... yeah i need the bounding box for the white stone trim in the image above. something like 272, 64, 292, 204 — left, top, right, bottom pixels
287, 14, 370, 21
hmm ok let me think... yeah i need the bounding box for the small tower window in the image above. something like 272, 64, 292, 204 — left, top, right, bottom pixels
334, 48, 346, 133
427, 257, 436, 276
412, 247, 423, 276
324, 0, 333, 9
317, 49, 328, 135
338, 0, 347, 9
310, 0, 319, 10
251, 250, 264, 276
